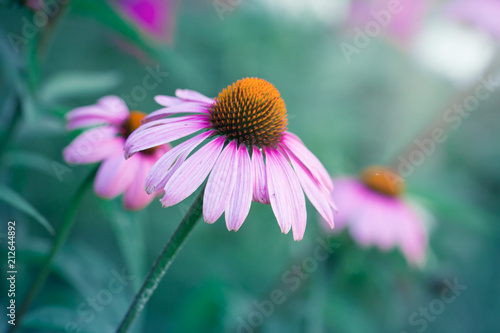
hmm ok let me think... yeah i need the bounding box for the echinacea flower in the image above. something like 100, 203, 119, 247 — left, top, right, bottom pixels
124, 78, 336, 240
446, 0, 500, 40
326, 166, 428, 265
115, 0, 175, 42
63, 96, 170, 210
348, 0, 428, 44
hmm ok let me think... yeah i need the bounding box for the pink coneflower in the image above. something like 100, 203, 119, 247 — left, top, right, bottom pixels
115, 0, 175, 42
124, 78, 336, 240
63, 96, 170, 210
348, 0, 427, 44
327, 166, 427, 265
446, 0, 500, 40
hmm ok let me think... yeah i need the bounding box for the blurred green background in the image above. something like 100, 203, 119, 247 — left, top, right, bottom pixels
1, 0, 499, 332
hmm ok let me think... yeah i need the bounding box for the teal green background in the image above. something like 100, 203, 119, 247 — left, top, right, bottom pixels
1, 1, 499, 332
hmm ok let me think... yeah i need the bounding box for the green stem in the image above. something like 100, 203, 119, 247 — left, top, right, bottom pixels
116, 188, 205, 333
13, 166, 98, 331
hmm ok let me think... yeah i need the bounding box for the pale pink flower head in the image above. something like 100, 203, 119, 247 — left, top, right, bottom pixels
446, 0, 500, 40
348, 0, 427, 44
328, 166, 427, 265
63, 96, 170, 210
116, 0, 175, 42
124, 78, 336, 240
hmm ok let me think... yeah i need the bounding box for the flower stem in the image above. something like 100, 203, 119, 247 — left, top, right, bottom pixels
116, 188, 205, 333
13, 166, 98, 331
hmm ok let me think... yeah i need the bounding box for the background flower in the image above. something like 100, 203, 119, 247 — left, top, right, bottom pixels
327, 167, 428, 266
64, 96, 170, 210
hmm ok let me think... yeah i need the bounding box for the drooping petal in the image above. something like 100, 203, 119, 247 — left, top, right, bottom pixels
282, 132, 333, 193
287, 150, 335, 229
266, 148, 307, 241
251, 147, 270, 204
94, 152, 139, 198
175, 89, 214, 105
144, 103, 210, 123
66, 96, 129, 129
349, 193, 399, 248
161, 137, 225, 207
124, 115, 210, 158
123, 156, 156, 210
397, 202, 427, 265
226, 145, 253, 231
63, 127, 124, 164
203, 140, 239, 224
145, 131, 214, 194
329, 178, 365, 230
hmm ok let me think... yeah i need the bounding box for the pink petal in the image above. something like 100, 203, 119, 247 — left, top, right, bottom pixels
251, 147, 270, 204
161, 137, 225, 207
154, 95, 183, 107
124, 115, 210, 158
349, 192, 401, 250
282, 132, 333, 193
94, 152, 139, 198
397, 202, 427, 265
266, 148, 307, 241
226, 145, 253, 231
330, 178, 365, 230
123, 156, 156, 210
145, 131, 214, 194
67, 96, 129, 129
64, 126, 124, 164
203, 140, 239, 224
144, 103, 210, 123
175, 89, 214, 105
287, 150, 335, 229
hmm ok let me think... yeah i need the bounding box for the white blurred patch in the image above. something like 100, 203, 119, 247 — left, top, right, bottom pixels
257, 0, 350, 25
412, 19, 495, 86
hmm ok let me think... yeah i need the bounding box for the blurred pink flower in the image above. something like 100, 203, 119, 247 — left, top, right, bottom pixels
63, 96, 170, 210
327, 166, 428, 265
348, 0, 427, 44
115, 0, 175, 42
124, 78, 336, 241
447, 0, 500, 39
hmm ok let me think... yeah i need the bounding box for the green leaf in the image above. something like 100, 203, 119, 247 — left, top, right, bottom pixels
3, 150, 63, 178
0, 185, 54, 235
22, 306, 111, 333
38, 71, 122, 105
